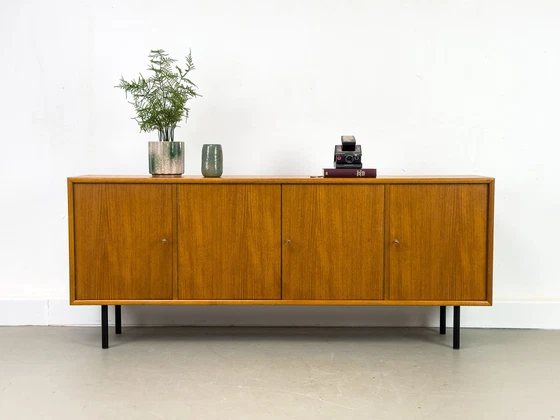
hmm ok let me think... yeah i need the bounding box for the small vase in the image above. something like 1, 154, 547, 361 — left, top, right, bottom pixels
201, 144, 223, 177
149, 141, 184, 177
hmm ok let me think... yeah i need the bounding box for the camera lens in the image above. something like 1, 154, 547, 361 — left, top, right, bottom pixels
345, 155, 354, 163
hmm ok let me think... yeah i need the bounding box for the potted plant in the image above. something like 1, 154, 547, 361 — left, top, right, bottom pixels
117, 49, 201, 176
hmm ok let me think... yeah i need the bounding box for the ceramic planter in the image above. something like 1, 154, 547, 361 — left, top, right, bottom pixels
149, 141, 184, 177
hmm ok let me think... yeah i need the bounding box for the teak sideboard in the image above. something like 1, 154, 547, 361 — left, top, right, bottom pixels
67, 176, 494, 349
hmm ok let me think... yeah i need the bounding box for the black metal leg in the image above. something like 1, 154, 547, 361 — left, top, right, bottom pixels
115, 305, 122, 335
101, 305, 109, 349
453, 306, 460, 350
440, 306, 446, 335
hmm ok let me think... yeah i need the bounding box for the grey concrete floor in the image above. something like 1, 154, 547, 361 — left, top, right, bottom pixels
0, 327, 559, 419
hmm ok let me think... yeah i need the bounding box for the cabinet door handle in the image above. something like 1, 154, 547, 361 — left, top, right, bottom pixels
162, 238, 168, 243
393, 239, 400, 244
286, 239, 291, 245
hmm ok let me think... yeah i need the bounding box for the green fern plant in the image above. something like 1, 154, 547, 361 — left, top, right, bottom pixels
117, 49, 201, 141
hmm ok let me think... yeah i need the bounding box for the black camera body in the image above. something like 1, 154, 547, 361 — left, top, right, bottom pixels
334, 136, 362, 169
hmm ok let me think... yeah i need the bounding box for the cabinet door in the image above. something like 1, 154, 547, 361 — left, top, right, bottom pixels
282, 185, 385, 300
388, 184, 489, 301
73, 184, 174, 300
178, 184, 281, 299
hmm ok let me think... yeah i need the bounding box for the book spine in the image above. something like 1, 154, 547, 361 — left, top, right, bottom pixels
323, 169, 377, 178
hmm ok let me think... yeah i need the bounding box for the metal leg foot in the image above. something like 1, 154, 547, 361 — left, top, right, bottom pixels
453, 306, 460, 350
115, 305, 122, 335
101, 305, 109, 349
440, 306, 446, 334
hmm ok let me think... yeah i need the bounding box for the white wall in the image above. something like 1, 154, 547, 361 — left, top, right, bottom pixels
0, 0, 558, 327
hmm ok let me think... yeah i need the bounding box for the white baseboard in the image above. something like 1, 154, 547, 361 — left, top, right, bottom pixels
0, 299, 559, 329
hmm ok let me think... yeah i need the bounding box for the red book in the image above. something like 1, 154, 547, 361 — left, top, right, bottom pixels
323, 168, 377, 178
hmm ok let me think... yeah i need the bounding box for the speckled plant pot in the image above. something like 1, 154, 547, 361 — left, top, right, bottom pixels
149, 141, 184, 177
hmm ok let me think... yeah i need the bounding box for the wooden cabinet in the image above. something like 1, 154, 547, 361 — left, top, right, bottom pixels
177, 184, 281, 299
387, 184, 490, 301
72, 184, 174, 300
282, 185, 384, 300
68, 176, 494, 306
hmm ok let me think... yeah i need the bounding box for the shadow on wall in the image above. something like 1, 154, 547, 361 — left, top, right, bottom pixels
119, 305, 438, 327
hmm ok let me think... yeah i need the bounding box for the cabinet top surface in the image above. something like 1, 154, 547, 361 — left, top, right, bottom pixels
68, 175, 494, 184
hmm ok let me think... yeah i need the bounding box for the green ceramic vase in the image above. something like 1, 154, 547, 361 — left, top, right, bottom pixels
201, 144, 223, 177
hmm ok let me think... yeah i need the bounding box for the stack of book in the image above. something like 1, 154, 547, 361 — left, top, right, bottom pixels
323, 168, 377, 178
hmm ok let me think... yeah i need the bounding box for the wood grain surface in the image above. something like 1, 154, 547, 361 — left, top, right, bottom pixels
388, 184, 489, 300
177, 184, 281, 299
69, 175, 494, 184
282, 185, 385, 300
72, 184, 174, 300
69, 177, 494, 306
71, 299, 491, 306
